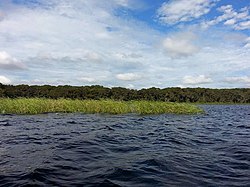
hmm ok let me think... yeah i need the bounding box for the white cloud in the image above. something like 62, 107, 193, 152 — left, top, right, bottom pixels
225, 76, 250, 84
78, 77, 96, 83
201, 5, 250, 30
244, 37, 250, 48
114, 0, 129, 7
84, 51, 102, 63
0, 0, 249, 88
162, 32, 200, 58
126, 84, 135, 89
224, 19, 236, 25
157, 0, 218, 25
113, 52, 142, 60
116, 73, 141, 81
0, 0, 160, 86
0, 75, 11, 84
0, 51, 26, 70
235, 20, 250, 30
183, 75, 213, 85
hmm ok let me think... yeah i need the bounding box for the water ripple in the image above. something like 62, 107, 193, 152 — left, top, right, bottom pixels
0, 105, 249, 186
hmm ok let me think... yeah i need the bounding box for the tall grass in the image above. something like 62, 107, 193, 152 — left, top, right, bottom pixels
0, 98, 203, 115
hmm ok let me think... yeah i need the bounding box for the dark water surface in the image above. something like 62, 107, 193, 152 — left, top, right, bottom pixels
0, 105, 249, 187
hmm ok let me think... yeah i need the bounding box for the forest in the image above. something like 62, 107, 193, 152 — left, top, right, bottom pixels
0, 83, 249, 103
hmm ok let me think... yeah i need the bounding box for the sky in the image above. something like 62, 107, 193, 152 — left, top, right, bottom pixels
0, 0, 249, 88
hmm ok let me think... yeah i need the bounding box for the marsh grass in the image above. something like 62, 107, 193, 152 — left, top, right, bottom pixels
0, 98, 203, 115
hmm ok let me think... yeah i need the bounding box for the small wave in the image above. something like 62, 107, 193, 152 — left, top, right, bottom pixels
0, 105, 249, 186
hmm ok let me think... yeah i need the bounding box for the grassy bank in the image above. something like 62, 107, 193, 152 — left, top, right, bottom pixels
0, 98, 203, 115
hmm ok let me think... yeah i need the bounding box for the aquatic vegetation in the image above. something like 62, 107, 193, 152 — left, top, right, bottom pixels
0, 98, 203, 115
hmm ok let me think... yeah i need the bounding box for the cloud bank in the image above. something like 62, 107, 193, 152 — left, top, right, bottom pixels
183, 75, 213, 85
0, 75, 11, 84
116, 73, 141, 81
0, 0, 249, 88
0, 51, 26, 70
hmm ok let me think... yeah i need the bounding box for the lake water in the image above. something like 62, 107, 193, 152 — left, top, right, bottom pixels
0, 105, 249, 186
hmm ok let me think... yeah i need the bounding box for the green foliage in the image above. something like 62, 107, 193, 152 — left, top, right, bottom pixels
0, 98, 203, 115
0, 84, 249, 103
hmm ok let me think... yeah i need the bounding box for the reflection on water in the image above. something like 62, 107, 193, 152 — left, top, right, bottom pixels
0, 105, 250, 186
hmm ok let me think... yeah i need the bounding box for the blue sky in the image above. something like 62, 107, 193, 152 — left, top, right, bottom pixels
0, 0, 249, 88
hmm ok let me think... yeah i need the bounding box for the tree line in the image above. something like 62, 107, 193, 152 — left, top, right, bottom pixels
0, 83, 249, 103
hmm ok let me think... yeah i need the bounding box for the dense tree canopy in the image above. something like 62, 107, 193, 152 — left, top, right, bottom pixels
0, 83, 249, 103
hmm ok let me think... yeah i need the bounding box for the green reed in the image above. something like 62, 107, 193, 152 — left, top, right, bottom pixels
0, 98, 203, 115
